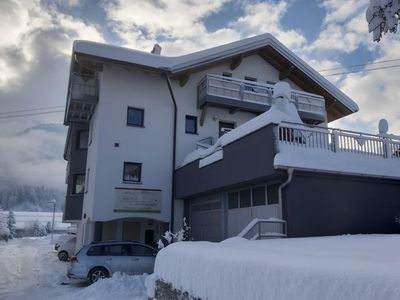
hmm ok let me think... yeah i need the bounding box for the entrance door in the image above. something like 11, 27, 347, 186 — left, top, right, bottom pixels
219, 121, 235, 137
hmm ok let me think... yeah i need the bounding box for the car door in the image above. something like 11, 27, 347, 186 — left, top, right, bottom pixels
129, 244, 157, 274
106, 244, 132, 274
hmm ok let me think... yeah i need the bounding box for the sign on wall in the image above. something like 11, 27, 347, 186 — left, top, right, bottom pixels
114, 188, 161, 213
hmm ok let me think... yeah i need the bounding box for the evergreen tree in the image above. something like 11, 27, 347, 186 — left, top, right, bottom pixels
7, 211, 17, 239
31, 220, 47, 237
0, 209, 10, 242
45, 221, 52, 234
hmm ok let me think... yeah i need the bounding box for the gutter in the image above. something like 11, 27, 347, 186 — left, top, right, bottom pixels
278, 167, 294, 220
165, 74, 178, 232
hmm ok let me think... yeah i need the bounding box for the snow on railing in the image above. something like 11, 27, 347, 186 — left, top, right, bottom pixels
198, 74, 325, 116
277, 122, 400, 159
238, 218, 287, 240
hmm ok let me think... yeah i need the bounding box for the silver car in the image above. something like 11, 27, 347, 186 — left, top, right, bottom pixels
67, 240, 157, 284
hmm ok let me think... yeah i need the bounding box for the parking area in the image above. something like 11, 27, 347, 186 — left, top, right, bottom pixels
0, 235, 147, 300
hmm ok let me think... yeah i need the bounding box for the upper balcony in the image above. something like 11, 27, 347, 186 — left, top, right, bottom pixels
65, 73, 99, 124
197, 74, 326, 124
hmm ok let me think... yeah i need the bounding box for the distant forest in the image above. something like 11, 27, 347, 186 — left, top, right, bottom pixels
0, 182, 65, 212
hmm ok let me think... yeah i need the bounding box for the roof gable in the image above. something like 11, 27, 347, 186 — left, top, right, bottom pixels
72, 34, 358, 121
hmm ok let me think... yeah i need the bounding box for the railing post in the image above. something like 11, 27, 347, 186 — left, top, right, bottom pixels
383, 138, 390, 158
332, 130, 339, 152
239, 83, 244, 101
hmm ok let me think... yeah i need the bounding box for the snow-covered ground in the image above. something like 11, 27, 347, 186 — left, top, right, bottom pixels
154, 235, 400, 300
0, 236, 147, 300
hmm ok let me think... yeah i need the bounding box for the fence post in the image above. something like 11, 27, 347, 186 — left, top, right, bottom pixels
332, 130, 339, 152
239, 83, 244, 101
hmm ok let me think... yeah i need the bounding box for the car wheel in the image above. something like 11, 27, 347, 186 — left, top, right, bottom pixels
88, 267, 109, 284
58, 251, 69, 261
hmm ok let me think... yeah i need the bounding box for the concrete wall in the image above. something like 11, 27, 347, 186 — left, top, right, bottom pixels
81, 53, 298, 234
175, 124, 285, 198
84, 66, 174, 223
283, 171, 400, 237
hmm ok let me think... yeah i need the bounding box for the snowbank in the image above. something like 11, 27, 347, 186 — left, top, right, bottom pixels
59, 273, 148, 300
154, 235, 400, 300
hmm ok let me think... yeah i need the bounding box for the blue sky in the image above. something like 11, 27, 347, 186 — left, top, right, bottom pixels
0, 0, 399, 189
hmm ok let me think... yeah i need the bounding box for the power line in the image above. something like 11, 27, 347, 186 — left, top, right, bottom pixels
0, 105, 65, 116
318, 58, 400, 72
324, 64, 400, 76
0, 110, 65, 119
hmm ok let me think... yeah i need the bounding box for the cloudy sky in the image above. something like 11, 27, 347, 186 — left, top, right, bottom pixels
0, 0, 399, 189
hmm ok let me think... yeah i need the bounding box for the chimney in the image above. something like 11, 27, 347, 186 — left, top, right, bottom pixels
151, 44, 162, 55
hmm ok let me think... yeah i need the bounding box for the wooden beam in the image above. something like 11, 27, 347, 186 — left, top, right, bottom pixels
200, 104, 208, 126
230, 54, 243, 70
179, 74, 189, 87
279, 65, 295, 80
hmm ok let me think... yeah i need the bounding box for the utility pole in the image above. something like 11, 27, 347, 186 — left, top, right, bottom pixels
48, 199, 56, 243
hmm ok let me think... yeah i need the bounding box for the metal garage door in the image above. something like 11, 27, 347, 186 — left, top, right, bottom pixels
190, 195, 223, 242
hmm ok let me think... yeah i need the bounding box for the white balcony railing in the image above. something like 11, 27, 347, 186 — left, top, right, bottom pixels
277, 122, 400, 159
198, 74, 326, 118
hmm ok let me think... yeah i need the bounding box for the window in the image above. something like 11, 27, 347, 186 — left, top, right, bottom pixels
109, 244, 131, 256
228, 192, 239, 209
219, 121, 235, 137
77, 130, 89, 149
72, 174, 85, 194
87, 245, 105, 256
239, 189, 251, 208
267, 184, 280, 205
185, 115, 197, 134
222, 72, 232, 77
127, 107, 144, 127
244, 76, 257, 82
252, 186, 266, 206
131, 245, 156, 256
85, 168, 90, 193
123, 162, 142, 182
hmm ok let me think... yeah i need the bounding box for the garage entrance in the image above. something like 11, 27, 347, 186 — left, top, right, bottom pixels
190, 194, 223, 241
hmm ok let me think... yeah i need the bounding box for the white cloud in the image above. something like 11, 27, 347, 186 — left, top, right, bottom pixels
103, 0, 306, 55
0, 121, 67, 189
232, 1, 306, 49
0, 0, 104, 90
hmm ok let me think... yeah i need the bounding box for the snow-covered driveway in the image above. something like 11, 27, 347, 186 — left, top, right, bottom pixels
0, 236, 148, 300
0, 236, 79, 299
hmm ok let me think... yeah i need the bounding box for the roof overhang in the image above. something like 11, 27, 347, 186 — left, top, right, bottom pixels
67, 34, 358, 123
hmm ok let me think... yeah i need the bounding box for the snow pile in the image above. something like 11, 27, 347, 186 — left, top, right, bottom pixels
180, 82, 302, 167
59, 273, 148, 300
154, 235, 400, 300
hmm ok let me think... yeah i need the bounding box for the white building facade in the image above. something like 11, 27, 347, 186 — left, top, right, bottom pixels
63, 34, 364, 248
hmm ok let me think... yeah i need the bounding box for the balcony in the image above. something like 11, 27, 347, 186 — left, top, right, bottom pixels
197, 74, 326, 123
275, 122, 400, 179
65, 73, 99, 123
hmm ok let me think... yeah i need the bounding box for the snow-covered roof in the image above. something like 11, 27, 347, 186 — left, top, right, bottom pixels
72, 34, 358, 113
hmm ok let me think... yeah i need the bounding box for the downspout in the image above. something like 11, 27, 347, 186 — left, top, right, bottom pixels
165, 74, 177, 232
278, 167, 294, 235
